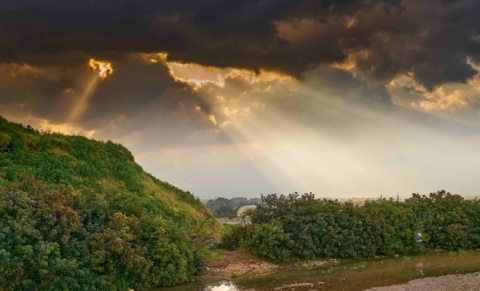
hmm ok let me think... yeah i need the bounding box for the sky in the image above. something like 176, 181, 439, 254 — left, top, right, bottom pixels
1, 0, 480, 199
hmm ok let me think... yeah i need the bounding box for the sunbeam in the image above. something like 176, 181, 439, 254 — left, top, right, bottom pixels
68, 59, 113, 122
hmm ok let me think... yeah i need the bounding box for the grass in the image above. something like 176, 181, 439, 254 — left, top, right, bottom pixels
0, 115, 224, 236
211, 249, 225, 261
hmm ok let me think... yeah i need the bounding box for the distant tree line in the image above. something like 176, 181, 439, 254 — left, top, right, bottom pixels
205, 197, 261, 217
221, 192, 480, 263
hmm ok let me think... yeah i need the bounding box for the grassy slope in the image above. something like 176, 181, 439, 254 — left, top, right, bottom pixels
0, 116, 220, 235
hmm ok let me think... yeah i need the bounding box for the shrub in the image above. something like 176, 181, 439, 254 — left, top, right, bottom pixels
243, 222, 293, 263
241, 191, 480, 262
219, 224, 245, 251
0, 175, 208, 290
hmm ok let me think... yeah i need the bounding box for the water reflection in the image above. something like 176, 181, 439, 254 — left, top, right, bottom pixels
205, 282, 238, 291
416, 262, 424, 275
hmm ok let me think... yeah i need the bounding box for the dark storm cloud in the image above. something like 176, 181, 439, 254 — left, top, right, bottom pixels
350, 0, 480, 90
402, 85, 426, 95
0, 54, 220, 147
80, 57, 225, 148
308, 68, 393, 107
1, 0, 479, 90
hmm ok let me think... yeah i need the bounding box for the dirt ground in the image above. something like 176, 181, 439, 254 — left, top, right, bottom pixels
200, 250, 339, 280
200, 250, 278, 279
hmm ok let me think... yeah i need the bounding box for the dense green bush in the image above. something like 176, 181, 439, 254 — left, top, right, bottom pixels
235, 191, 480, 262
243, 222, 293, 263
219, 224, 246, 251
0, 175, 208, 290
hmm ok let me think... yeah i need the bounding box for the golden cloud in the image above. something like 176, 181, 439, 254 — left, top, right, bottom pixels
136, 52, 295, 130
140, 52, 292, 89
89, 59, 113, 78
406, 62, 480, 112
411, 88, 471, 112
2, 113, 95, 138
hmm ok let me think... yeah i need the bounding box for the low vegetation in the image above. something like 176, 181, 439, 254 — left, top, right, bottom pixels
0, 116, 221, 290
221, 192, 480, 263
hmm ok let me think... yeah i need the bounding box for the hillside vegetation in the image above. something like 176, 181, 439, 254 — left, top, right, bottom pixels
0, 116, 220, 290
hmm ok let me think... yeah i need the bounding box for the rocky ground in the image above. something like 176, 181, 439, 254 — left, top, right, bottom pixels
365, 272, 480, 291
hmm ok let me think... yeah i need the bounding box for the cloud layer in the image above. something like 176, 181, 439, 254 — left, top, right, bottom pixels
1, 0, 479, 89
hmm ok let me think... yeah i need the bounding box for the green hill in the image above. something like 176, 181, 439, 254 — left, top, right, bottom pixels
0, 116, 220, 290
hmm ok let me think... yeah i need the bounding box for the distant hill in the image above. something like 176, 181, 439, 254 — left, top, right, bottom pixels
0, 115, 220, 290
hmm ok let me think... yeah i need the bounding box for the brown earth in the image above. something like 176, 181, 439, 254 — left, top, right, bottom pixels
200, 250, 278, 279
200, 250, 339, 280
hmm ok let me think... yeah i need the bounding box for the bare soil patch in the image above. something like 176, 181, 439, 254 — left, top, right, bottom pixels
201, 250, 277, 279
200, 250, 339, 280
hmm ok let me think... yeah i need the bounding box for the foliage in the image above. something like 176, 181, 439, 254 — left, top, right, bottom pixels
0, 175, 211, 290
0, 116, 209, 215
0, 116, 220, 289
243, 222, 293, 263
232, 191, 480, 262
0, 132, 11, 148
219, 224, 246, 251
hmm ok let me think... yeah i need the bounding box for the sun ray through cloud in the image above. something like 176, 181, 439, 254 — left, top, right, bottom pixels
68, 59, 114, 122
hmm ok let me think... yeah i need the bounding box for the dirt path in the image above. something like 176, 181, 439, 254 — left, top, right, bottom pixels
365, 272, 480, 291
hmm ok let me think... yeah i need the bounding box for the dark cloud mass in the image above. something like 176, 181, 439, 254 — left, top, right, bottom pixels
0, 0, 479, 89
0, 54, 219, 147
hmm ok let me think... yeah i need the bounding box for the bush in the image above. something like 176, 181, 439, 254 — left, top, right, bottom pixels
219, 224, 245, 251
240, 191, 480, 262
0, 175, 208, 290
0, 175, 105, 290
243, 222, 293, 263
